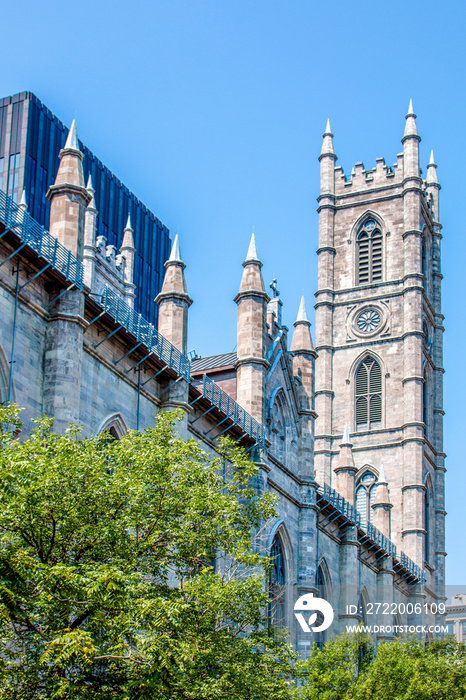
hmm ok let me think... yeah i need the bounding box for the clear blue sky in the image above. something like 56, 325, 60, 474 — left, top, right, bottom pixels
3, 0, 465, 584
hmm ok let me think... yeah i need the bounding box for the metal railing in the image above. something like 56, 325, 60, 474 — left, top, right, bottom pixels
318, 483, 425, 583
101, 286, 191, 381
0, 189, 84, 289
195, 374, 266, 448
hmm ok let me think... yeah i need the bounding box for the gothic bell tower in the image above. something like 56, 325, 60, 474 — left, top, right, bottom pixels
314, 103, 445, 604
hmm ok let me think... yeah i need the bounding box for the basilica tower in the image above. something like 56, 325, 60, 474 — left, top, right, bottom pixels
314, 103, 445, 603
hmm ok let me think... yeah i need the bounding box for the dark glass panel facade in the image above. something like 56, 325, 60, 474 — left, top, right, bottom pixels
0, 92, 170, 326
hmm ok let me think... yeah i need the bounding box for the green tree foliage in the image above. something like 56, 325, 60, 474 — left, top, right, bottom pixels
295, 633, 466, 700
0, 405, 295, 699
352, 636, 466, 700
294, 631, 374, 700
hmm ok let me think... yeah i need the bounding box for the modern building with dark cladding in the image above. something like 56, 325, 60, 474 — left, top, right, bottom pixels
0, 91, 171, 325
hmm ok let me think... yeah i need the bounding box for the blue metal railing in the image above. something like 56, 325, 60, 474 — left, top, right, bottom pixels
0, 189, 266, 447
195, 374, 266, 448
0, 189, 84, 289
318, 483, 425, 583
100, 286, 191, 381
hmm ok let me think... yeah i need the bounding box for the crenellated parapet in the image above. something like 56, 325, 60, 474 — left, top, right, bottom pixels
91, 229, 135, 305
334, 154, 405, 195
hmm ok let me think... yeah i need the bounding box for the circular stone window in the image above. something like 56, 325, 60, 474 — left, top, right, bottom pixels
356, 308, 381, 334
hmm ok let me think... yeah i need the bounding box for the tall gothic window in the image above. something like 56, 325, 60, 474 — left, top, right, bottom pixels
355, 356, 382, 430
315, 562, 331, 648
269, 533, 286, 627
355, 471, 377, 529
357, 219, 382, 284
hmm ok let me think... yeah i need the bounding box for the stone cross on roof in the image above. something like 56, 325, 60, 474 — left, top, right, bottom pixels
269, 278, 280, 298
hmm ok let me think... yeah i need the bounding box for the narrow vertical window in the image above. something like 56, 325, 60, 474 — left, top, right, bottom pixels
269, 533, 286, 627
355, 472, 377, 528
315, 563, 331, 647
355, 356, 382, 430
357, 219, 382, 284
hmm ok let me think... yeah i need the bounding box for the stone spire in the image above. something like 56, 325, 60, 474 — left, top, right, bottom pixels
82, 173, 98, 289
64, 119, 79, 152
245, 232, 259, 262
122, 215, 134, 249
403, 99, 418, 137
426, 150, 440, 221
371, 464, 393, 538
291, 296, 316, 478
333, 425, 357, 505
402, 99, 420, 178
86, 174, 97, 212
234, 234, 269, 424
291, 296, 314, 353
120, 215, 136, 308
238, 233, 266, 295
155, 234, 192, 353
319, 118, 337, 195
46, 120, 91, 259
19, 190, 27, 210
321, 119, 335, 157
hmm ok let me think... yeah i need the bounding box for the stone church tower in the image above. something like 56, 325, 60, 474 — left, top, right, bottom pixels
314, 102, 445, 604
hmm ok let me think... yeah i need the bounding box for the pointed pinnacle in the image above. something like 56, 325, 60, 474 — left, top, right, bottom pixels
321, 119, 335, 156
378, 463, 387, 484
121, 227, 135, 251
19, 190, 27, 209
125, 214, 133, 231
341, 424, 352, 446
245, 232, 260, 263
295, 295, 310, 324
426, 150, 439, 185
407, 98, 415, 116
86, 174, 94, 191
403, 100, 418, 138
168, 233, 182, 262
64, 119, 80, 151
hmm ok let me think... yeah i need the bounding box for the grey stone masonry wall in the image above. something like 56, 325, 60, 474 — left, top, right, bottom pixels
314, 106, 445, 609
0, 106, 445, 656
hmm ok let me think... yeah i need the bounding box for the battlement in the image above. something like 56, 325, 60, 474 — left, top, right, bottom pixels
334, 153, 404, 195
91, 234, 130, 302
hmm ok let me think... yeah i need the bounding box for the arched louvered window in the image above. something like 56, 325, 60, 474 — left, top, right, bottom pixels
355, 472, 377, 529
268, 533, 286, 627
355, 356, 382, 430
357, 219, 382, 284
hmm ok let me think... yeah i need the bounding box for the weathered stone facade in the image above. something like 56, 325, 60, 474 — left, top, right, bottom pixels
0, 103, 445, 653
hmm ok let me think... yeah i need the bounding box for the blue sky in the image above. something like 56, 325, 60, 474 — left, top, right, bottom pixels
2, 0, 465, 583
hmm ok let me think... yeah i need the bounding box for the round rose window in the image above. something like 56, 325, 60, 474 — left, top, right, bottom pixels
356, 308, 381, 333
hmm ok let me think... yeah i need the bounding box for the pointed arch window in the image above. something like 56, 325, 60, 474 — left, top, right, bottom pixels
268, 533, 286, 627
355, 356, 382, 430
315, 563, 331, 648
357, 219, 382, 284
97, 413, 128, 440
355, 472, 377, 529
